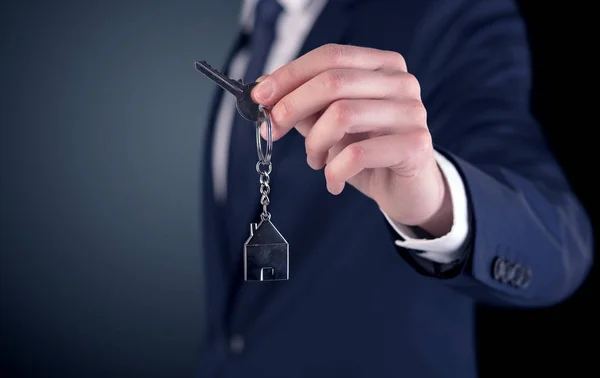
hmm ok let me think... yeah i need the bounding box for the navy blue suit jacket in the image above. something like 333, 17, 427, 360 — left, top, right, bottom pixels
196, 0, 593, 377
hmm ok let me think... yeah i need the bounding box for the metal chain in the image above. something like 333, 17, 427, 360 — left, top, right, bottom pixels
255, 105, 274, 222
256, 161, 272, 220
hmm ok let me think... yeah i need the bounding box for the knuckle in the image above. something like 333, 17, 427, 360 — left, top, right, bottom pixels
387, 51, 407, 71
406, 100, 428, 125
394, 129, 432, 176
401, 73, 421, 96
322, 43, 346, 64
329, 100, 354, 125
348, 143, 366, 165
321, 69, 346, 92
411, 128, 433, 153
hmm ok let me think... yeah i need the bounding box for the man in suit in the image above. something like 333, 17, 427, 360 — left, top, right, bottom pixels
197, 0, 594, 377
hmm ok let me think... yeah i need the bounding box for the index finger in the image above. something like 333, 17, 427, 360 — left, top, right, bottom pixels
251, 44, 407, 105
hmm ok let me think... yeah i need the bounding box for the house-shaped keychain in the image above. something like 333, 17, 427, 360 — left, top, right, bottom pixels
244, 218, 289, 281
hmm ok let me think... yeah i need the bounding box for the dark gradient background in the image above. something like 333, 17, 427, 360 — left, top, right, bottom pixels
1, 1, 240, 377
1, 1, 596, 378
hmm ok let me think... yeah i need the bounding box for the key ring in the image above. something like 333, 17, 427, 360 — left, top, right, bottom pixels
256, 104, 273, 164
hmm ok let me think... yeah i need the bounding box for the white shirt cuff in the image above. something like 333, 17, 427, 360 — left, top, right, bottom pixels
381, 151, 469, 264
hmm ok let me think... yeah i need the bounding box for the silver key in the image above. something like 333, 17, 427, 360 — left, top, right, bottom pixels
195, 60, 261, 122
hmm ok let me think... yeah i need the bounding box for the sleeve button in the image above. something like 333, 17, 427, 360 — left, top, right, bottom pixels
492, 257, 509, 282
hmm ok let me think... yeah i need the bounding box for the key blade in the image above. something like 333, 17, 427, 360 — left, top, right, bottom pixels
195, 61, 244, 99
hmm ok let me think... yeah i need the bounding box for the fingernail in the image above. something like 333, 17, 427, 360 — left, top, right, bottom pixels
254, 80, 273, 101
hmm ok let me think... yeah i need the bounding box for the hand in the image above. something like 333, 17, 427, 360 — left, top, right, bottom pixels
251, 44, 453, 237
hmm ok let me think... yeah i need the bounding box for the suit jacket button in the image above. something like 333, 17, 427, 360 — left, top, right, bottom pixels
229, 334, 245, 355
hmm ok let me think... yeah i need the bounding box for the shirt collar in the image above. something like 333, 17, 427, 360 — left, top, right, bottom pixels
279, 0, 314, 12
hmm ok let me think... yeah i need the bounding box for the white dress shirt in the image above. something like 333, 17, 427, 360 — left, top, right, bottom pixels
212, 0, 469, 264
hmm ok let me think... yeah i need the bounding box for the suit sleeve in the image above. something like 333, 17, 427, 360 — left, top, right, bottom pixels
396, 0, 594, 307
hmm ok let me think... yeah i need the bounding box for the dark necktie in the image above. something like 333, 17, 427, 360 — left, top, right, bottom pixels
225, 0, 283, 257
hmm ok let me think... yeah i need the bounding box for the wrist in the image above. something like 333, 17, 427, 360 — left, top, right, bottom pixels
418, 164, 453, 237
